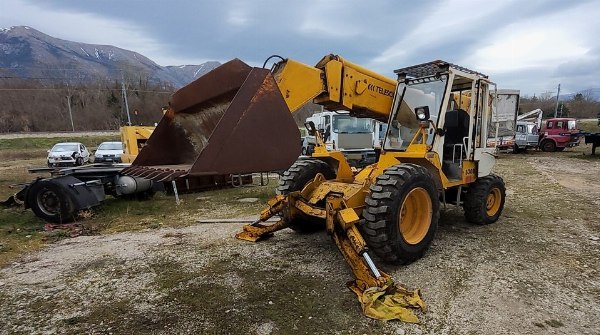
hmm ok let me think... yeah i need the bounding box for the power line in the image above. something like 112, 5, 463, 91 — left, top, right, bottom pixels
0, 87, 173, 93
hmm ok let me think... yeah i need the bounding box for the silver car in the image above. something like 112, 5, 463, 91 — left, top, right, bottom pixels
47, 142, 90, 167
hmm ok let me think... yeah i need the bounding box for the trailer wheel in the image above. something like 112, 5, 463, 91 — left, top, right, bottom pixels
361, 164, 440, 265
463, 174, 505, 225
540, 140, 556, 152
277, 159, 335, 232
27, 180, 76, 223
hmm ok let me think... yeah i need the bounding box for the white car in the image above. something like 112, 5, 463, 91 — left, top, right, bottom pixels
94, 141, 124, 163
47, 142, 90, 167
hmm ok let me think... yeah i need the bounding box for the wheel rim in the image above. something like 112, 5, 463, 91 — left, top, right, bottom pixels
486, 187, 502, 217
36, 188, 60, 216
399, 187, 432, 245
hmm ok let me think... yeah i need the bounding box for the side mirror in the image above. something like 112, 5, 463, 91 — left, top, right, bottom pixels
304, 121, 317, 136
415, 106, 430, 121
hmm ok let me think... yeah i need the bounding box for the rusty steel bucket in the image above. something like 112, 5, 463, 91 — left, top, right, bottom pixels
122, 59, 300, 182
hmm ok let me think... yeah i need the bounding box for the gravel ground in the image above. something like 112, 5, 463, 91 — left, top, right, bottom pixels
0, 151, 599, 335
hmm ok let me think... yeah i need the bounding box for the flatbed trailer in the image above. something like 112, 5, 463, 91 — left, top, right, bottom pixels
1, 163, 261, 223
1, 163, 155, 223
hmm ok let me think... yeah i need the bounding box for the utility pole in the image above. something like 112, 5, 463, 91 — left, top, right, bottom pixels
66, 83, 75, 132
121, 75, 131, 125
554, 83, 561, 118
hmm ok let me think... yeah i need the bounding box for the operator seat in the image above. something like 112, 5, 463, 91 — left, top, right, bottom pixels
443, 109, 470, 161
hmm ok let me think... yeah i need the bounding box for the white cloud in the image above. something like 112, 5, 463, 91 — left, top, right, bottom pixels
462, 3, 598, 73
298, 0, 362, 38
1, 0, 599, 94
368, 0, 514, 69
461, 1, 600, 94
227, 8, 250, 27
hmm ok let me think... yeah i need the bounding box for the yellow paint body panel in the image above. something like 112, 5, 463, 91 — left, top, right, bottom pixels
272, 54, 396, 121
120, 126, 154, 163
273, 59, 324, 113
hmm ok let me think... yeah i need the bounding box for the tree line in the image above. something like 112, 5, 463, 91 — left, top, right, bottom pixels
5, 73, 596, 134
519, 90, 600, 119
0, 77, 175, 133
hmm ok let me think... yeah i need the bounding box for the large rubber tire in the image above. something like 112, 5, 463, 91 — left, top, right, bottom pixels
361, 164, 440, 265
277, 159, 335, 232
27, 180, 76, 223
540, 140, 556, 152
75, 157, 84, 166
463, 174, 506, 225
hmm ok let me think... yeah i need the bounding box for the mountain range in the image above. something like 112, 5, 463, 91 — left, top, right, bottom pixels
0, 26, 220, 87
558, 88, 600, 101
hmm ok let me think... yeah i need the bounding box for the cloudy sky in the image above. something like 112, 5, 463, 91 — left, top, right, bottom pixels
2, 0, 599, 95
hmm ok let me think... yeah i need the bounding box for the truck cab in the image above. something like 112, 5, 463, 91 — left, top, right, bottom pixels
514, 120, 539, 152
303, 111, 377, 166
373, 121, 388, 150
539, 117, 580, 152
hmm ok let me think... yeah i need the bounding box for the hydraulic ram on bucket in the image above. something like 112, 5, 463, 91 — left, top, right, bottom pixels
122, 59, 301, 180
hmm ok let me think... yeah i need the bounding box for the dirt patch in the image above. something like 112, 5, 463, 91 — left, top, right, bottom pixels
528, 155, 600, 205
1, 152, 599, 334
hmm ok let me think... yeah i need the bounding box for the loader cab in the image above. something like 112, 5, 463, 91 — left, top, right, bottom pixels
384, 61, 496, 183
383, 74, 446, 151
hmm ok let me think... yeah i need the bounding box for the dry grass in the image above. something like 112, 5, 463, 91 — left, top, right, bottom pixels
0, 134, 280, 267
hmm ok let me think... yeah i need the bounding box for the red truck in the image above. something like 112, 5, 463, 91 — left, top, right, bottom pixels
538, 117, 580, 152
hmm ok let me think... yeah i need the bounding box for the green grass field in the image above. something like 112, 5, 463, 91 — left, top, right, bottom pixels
578, 119, 600, 133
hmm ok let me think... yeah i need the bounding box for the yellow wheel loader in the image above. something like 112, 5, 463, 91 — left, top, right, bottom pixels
123, 55, 506, 322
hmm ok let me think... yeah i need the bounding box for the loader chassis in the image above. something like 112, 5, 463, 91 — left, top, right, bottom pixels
237, 60, 506, 320
126, 56, 507, 321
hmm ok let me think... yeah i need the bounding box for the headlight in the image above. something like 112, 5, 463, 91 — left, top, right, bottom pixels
415, 106, 430, 121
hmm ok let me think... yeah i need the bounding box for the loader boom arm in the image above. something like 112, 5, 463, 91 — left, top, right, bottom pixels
272, 54, 397, 122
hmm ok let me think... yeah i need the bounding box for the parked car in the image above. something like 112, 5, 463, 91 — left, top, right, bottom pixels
94, 141, 124, 163
47, 142, 90, 167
